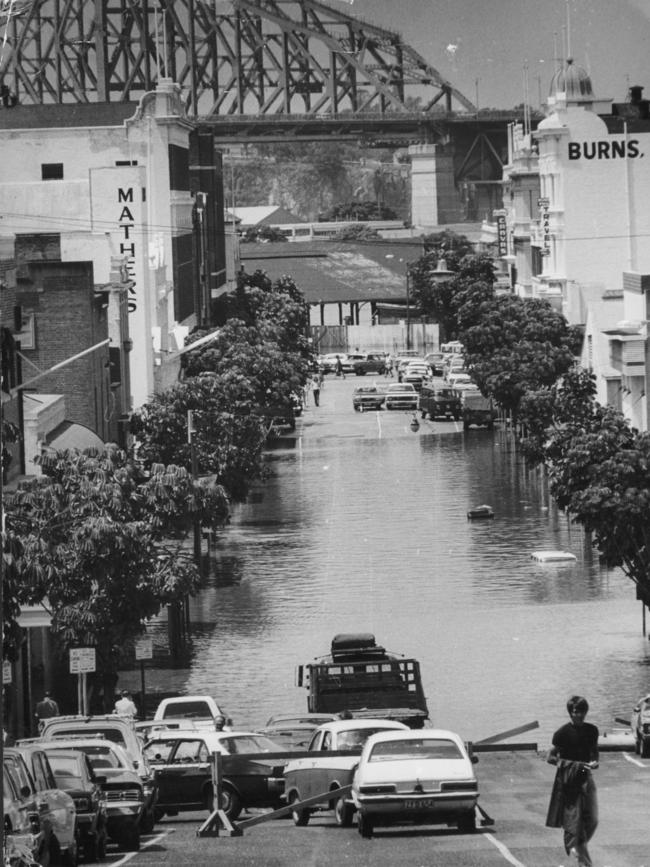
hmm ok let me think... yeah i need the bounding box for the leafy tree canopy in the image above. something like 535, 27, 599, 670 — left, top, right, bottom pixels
4, 446, 228, 669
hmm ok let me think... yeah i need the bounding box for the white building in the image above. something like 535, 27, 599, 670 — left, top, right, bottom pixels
502, 61, 650, 428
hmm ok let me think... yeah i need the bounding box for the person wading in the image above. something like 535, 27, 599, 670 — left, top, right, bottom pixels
546, 695, 599, 867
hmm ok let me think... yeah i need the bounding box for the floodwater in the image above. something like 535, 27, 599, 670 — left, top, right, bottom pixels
134, 376, 650, 745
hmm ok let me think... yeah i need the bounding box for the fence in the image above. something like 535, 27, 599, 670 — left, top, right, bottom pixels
310, 322, 439, 355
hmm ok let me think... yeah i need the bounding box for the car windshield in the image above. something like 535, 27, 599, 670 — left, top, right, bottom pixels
388, 384, 415, 392
355, 387, 377, 394
338, 728, 395, 750
49, 755, 84, 786
368, 738, 464, 762
51, 727, 126, 747
161, 701, 214, 718
4, 756, 33, 793
220, 735, 279, 754
76, 745, 126, 769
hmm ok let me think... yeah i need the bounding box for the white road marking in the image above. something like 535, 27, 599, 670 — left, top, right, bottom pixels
622, 751, 646, 767
484, 831, 528, 867
376, 411, 382, 437
108, 829, 174, 866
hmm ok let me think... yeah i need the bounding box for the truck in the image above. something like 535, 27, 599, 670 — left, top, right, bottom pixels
459, 390, 497, 430
296, 633, 429, 729
419, 384, 461, 420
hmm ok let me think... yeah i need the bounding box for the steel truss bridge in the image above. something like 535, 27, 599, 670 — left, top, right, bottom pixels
0, 0, 524, 193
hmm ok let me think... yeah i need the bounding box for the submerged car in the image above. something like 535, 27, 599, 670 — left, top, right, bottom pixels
352, 386, 385, 412
631, 693, 650, 757
143, 730, 287, 822
351, 728, 479, 838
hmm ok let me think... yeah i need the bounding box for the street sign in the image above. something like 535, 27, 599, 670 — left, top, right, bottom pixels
134, 638, 153, 660
70, 647, 96, 674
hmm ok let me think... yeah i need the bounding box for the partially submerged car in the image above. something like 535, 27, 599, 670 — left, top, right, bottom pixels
143, 730, 287, 822
283, 719, 409, 827
352, 385, 385, 412
351, 728, 479, 838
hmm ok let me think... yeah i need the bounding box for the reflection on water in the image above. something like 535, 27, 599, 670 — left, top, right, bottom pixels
144, 427, 650, 744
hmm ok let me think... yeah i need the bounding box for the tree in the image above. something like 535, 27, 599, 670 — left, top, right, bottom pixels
4, 446, 229, 685
460, 295, 581, 420
518, 369, 650, 606
408, 252, 496, 342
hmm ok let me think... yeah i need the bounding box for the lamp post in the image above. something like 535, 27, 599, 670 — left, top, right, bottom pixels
405, 269, 411, 350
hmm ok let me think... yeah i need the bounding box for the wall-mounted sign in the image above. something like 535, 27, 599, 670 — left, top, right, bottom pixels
538, 197, 551, 257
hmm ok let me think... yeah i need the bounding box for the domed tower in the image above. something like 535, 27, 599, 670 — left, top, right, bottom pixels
548, 58, 594, 105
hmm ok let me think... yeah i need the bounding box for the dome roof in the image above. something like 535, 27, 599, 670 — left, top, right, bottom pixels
549, 58, 594, 101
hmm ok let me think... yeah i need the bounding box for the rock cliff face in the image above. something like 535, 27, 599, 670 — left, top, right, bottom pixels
227, 145, 410, 222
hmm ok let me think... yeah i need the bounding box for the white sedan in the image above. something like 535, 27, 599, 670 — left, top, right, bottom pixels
351, 728, 479, 838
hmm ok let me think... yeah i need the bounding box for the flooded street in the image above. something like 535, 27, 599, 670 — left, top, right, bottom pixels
134, 375, 650, 744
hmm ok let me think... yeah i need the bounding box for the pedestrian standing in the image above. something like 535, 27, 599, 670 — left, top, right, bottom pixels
546, 695, 599, 867
114, 689, 138, 718
385, 354, 394, 377
335, 355, 345, 379
311, 374, 321, 407
35, 691, 59, 730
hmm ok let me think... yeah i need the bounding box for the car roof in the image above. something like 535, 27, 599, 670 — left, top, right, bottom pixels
265, 713, 338, 725
314, 719, 409, 734
37, 738, 131, 757
387, 383, 415, 390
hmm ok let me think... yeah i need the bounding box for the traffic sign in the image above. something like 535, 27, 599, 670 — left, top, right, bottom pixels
70, 647, 96, 674
134, 638, 153, 660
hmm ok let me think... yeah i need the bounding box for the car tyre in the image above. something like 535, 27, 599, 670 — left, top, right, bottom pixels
140, 806, 155, 833
154, 807, 165, 823
357, 812, 373, 839
121, 824, 140, 852
641, 738, 650, 758
84, 823, 107, 863
334, 796, 354, 827
457, 811, 476, 834
219, 784, 242, 822
290, 792, 310, 827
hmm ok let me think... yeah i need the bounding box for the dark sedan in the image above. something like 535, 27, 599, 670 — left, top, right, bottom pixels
47, 749, 108, 862
143, 730, 287, 822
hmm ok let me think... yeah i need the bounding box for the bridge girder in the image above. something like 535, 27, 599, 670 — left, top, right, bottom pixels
0, 0, 476, 115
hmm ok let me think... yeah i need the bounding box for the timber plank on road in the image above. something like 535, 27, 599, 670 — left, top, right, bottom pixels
109, 751, 648, 867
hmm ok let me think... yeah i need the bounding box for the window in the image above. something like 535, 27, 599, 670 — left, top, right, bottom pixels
173, 740, 203, 763
41, 163, 63, 180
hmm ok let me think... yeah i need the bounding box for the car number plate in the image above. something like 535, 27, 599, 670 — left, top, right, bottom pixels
403, 798, 434, 809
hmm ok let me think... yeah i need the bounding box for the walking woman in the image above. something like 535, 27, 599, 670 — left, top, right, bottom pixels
546, 695, 599, 867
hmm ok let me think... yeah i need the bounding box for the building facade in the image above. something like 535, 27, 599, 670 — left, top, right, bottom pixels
502, 62, 650, 428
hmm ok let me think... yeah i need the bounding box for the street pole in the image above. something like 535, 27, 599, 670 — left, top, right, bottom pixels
406, 270, 411, 350
187, 410, 201, 565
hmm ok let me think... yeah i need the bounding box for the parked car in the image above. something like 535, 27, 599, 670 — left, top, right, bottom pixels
46, 749, 108, 862
39, 714, 158, 833
631, 693, 650, 757
401, 362, 431, 391
11, 743, 79, 866
384, 382, 418, 410
3, 752, 48, 866
350, 728, 479, 838
341, 352, 367, 373
153, 695, 232, 730
143, 730, 287, 822
283, 719, 409, 827
258, 713, 340, 752
419, 384, 461, 420
449, 373, 476, 391
352, 385, 385, 412
424, 352, 445, 376
37, 738, 145, 851
318, 353, 347, 374
351, 353, 386, 376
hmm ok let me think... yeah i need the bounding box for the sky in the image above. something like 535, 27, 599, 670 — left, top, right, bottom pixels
333, 0, 650, 110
